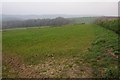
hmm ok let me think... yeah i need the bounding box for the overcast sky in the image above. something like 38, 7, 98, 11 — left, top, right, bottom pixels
2, 2, 118, 16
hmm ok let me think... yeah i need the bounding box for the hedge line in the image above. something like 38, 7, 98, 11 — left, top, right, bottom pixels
96, 18, 120, 35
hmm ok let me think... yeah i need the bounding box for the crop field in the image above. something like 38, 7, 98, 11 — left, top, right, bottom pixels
2, 24, 119, 78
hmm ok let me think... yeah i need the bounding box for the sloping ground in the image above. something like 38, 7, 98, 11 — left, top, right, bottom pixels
2, 24, 119, 78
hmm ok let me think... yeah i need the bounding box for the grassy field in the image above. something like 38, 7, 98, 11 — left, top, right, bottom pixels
2, 24, 119, 78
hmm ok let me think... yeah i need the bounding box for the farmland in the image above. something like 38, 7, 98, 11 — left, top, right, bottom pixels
2, 24, 119, 78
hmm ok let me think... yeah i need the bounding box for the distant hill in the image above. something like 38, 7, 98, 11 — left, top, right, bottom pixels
69, 17, 99, 24
2, 14, 103, 29
2, 14, 101, 21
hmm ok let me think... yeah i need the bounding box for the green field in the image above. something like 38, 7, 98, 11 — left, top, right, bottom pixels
2, 24, 119, 78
